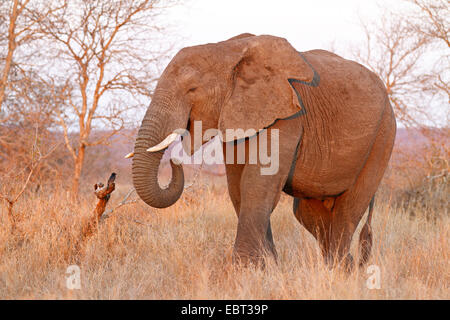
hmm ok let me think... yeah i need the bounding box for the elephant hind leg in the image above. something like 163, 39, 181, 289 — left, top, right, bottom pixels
359, 196, 374, 267
296, 103, 394, 271
327, 106, 395, 272
293, 196, 372, 270
293, 197, 333, 263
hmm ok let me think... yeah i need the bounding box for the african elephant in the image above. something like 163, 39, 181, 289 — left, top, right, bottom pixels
130, 33, 396, 270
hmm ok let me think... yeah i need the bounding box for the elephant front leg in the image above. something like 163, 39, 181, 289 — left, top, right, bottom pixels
233, 169, 282, 265
224, 142, 277, 264
231, 118, 303, 266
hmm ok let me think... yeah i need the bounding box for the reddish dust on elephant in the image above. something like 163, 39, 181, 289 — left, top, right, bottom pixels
129, 33, 396, 270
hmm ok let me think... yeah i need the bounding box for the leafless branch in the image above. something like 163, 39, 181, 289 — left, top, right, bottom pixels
0, 126, 59, 227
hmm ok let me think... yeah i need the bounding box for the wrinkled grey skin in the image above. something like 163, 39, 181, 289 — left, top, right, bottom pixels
131, 34, 396, 269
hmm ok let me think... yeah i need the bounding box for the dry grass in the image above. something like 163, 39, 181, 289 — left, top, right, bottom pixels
0, 176, 448, 300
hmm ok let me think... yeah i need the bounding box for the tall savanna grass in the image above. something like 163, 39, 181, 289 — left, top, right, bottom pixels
0, 173, 448, 299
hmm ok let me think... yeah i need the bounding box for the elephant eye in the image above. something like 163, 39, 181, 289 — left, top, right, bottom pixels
187, 87, 197, 93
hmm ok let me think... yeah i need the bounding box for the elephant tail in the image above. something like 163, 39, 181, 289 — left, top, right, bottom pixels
366, 195, 375, 225
359, 195, 375, 267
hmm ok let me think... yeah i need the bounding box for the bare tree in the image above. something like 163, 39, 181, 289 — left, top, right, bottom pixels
352, 1, 449, 128
407, 0, 449, 103
408, 0, 449, 47
0, 66, 67, 183
353, 1, 449, 187
352, 9, 432, 126
0, 0, 61, 115
35, 0, 177, 198
0, 2, 65, 226
0, 0, 27, 113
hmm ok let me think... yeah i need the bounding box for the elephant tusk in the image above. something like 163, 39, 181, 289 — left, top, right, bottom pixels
147, 133, 180, 152
124, 152, 134, 159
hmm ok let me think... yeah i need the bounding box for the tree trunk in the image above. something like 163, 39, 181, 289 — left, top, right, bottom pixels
71, 144, 86, 200
0, 0, 19, 112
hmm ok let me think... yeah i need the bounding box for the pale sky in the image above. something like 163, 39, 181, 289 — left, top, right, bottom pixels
168, 0, 398, 54
161, 0, 447, 127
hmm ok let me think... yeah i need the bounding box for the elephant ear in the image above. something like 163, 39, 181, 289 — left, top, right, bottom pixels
219, 35, 315, 142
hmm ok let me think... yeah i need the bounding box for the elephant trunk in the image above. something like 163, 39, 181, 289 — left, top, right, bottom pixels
132, 94, 186, 209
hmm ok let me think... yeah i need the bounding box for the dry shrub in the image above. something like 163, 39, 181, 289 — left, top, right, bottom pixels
391, 134, 449, 221
395, 173, 448, 221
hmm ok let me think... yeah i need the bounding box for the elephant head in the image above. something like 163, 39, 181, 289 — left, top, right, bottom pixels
132, 33, 315, 208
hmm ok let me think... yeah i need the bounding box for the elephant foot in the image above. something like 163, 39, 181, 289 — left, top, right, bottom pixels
359, 224, 373, 268
232, 251, 264, 268
342, 253, 354, 273
324, 252, 354, 273
232, 245, 277, 269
